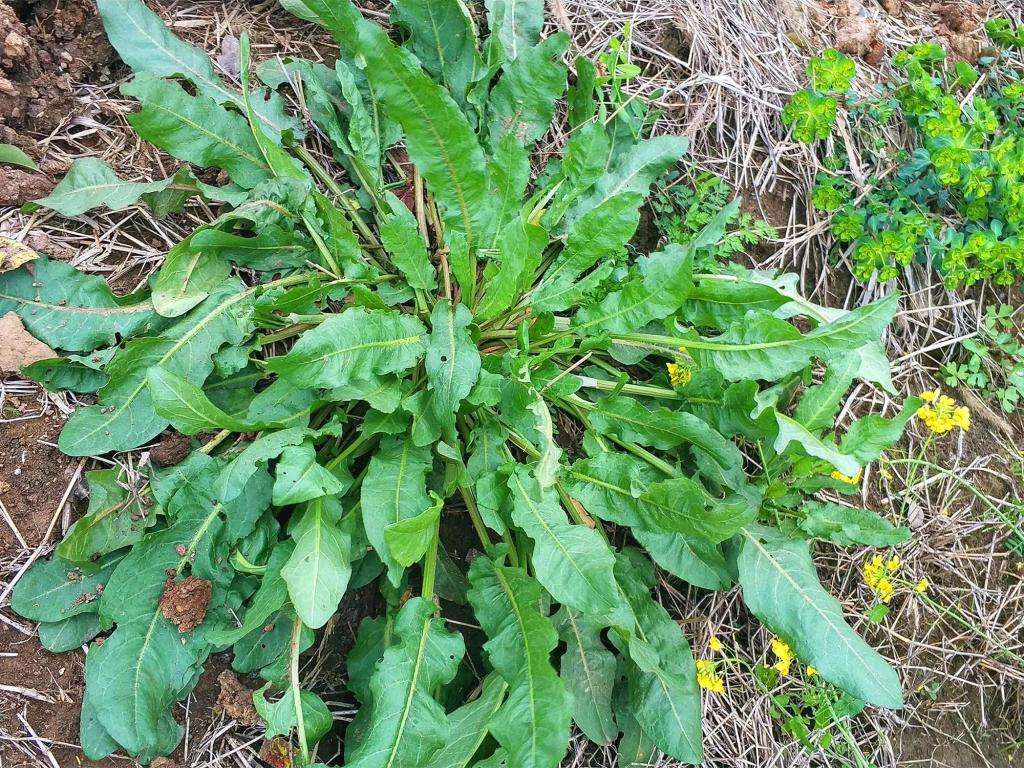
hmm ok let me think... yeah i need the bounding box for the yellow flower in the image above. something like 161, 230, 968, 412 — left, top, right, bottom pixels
771, 638, 794, 676
709, 635, 724, 653
916, 389, 971, 435
863, 553, 900, 603
863, 554, 885, 589
696, 659, 725, 694
915, 578, 929, 594
876, 578, 894, 603
666, 362, 692, 387
880, 466, 893, 481
831, 469, 863, 484
806, 665, 818, 677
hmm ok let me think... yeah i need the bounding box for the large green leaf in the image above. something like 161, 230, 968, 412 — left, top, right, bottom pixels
736, 525, 903, 708
567, 453, 752, 541
680, 276, 793, 329
59, 281, 255, 456
379, 195, 437, 291
567, 135, 689, 223
679, 293, 899, 382
486, 33, 568, 148
281, 499, 352, 628
633, 529, 733, 591
571, 244, 693, 336
615, 550, 702, 764
346, 597, 465, 768
423, 300, 481, 438
424, 674, 507, 768
151, 238, 230, 318
97, 0, 299, 139
273, 442, 351, 506
0, 258, 162, 352
554, 607, 617, 745
11, 554, 122, 623
38, 613, 103, 653
147, 367, 268, 435
384, 491, 443, 567
190, 224, 315, 272
772, 411, 861, 476
532, 192, 641, 313
799, 502, 910, 547
839, 398, 920, 463
57, 469, 155, 564
360, 436, 433, 585
287, 0, 496, 248
266, 306, 427, 389
586, 396, 742, 469
506, 467, 623, 620
467, 552, 571, 768
485, 0, 542, 60
85, 619, 200, 760
792, 356, 860, 431
32, 158, 188, 217
475, 217, 544, 323
485, 134, 531, 251
86, 493, 233, 759
21, 352, 111, 394
122, 74, 271, 189
391, 0, 481, 111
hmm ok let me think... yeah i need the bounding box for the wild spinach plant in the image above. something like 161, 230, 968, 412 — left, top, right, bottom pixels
8, 0, 917, 765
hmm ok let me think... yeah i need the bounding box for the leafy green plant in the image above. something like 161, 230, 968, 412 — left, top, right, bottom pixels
652, 170, 776, 271
767, 679, 868, 760
786, 35, 1024, 287
6, 1, 917, 766
942, 304, 1024, 413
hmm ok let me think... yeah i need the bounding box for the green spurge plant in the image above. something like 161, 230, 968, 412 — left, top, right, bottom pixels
787, 32, 1024, 287
6, 0, 918, 765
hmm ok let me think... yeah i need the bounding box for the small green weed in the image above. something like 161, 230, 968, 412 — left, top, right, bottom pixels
652, 171, 776, 271
942, 304, 1024, 413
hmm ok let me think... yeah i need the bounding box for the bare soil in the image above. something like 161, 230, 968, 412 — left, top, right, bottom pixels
0, 407, 75, 550
0, 0, 116, 204
0, 0, 113, 139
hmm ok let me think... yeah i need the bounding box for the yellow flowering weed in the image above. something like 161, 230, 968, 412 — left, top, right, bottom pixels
916, 389, 971, 435
696, 659, 725, 694
771, 638, 794, 676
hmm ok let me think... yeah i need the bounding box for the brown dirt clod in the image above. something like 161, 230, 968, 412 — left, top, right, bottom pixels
0, 310, 55, 371
932, 1, 986, 61
160, 575, 212, 633
0, 0, 113, 140
150, 430, 192, 467
216, 670, 262, 727
0, 165, 56, 206
835, 14, 885, 65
